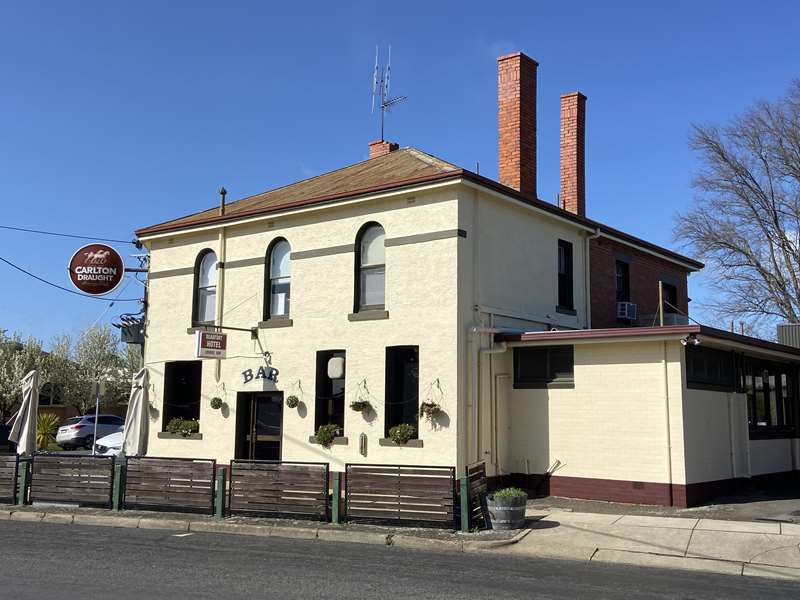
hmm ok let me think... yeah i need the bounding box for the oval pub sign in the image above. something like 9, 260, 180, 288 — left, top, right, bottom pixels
68, 243, 125, 295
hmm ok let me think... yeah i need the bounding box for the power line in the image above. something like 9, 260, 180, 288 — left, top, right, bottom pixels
0, 255, 141, 302
0, 224, 137, 245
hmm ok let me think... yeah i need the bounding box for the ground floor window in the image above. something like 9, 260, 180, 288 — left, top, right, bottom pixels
742, 358, 797, 437
686, 345, 735, 391
162, 360, 202, 430
314, 350, 345, 432
384, 346, 419, 437
513, 346, 574, 388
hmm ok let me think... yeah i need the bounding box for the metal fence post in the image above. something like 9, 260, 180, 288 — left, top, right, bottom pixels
331, 472, 341, 524
17, 460, 31, 506
214, 466, 227, 518
112, 463, 125, 511
459, 475, 470, 533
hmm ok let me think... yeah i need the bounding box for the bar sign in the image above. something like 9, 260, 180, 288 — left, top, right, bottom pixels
196, 331, 227, 359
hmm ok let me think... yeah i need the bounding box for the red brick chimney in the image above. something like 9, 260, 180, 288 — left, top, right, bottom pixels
368, 140, 399, 159
497, 52, 538, 198
559, 92, 587, 217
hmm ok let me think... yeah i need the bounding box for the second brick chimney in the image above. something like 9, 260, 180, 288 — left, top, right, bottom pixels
368, 140, 399, 159
497, 52, 538, 198
559, 92, 587, 217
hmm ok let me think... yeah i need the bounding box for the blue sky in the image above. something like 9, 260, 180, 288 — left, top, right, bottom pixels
1, 1, 798, 344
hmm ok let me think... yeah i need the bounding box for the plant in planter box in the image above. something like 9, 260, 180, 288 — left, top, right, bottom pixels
315, 424, 340, 449
388, 423, 416, 445
486, 487, 528, 530
285, 395, 300, 409
419, 401, 441, 422
165, 418, 200, 437
350, 399, 372, 412
210, 397, 224, 410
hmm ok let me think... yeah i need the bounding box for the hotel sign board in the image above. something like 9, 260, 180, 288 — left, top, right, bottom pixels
196, 331, 227, 359
68, 243, 125, 295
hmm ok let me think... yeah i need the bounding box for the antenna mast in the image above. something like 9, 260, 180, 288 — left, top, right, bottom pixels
371, 45, 407, 141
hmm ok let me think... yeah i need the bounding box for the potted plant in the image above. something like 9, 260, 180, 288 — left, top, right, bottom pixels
286, 395, 300, 409
388, 423, 416, 445
165, 418, 200, 437
486, 487, 528, 530
350, 399, 372, 412
315, 424, 340, 449
419, 401, 441, 421
210, 397, 224, 410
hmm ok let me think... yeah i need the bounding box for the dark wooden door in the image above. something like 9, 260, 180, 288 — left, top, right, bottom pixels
236, 392, 282, 460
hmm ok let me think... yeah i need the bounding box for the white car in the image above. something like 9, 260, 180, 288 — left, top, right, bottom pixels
94, 430, 124, 456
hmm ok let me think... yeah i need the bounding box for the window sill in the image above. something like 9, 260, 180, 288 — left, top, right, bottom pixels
157, 432, 203, 440
378, 438, 424, 448
513, 380, 575, 390
308, 435, 349, 446
258, 318, 293, 329
555, 306, 577, 316
348, 310, 389, 322
187, 325, 215, 334
748, 429, 797, 441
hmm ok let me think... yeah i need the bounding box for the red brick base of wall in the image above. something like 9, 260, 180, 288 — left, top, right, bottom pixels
486, 471, 798, 508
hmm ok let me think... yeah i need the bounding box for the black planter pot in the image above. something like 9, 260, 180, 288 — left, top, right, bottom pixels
486, 492, 528, 530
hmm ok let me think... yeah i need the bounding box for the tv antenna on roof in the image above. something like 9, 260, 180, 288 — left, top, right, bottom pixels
371, 45, 407, 141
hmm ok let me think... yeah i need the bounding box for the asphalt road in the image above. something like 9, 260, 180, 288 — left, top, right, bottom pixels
0, 520, 798, 599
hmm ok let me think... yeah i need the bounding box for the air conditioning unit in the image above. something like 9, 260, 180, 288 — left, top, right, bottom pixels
616, 301, 638, 321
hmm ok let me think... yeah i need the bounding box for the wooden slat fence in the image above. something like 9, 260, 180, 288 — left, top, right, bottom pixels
229, 460, 329, 521
466, 461, 489, 529
124, 457, 216, 515
29, 455, 114, 507
345, 463, 456, 528
0, 455, 18, 504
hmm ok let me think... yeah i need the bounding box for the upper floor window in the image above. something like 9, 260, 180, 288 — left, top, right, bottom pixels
615, 260, 630, 303
557, 239, 574, 311
193, 250, 217, 325
355, 223, 385, 311
661, 282, 678, 314
265, 239, 291, 319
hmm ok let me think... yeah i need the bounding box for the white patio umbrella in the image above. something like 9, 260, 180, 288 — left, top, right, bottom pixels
121, 368, 149, 457
8, 370, 39, 456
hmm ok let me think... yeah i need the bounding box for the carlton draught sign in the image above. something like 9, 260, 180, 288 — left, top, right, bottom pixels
68, 243, 125, 295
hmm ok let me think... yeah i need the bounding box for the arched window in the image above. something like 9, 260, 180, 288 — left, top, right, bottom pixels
355, 223, 385, 311
265, 239, 291, 319
193, 250, 217, 325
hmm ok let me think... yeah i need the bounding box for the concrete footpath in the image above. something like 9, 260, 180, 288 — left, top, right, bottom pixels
509, 508, 800, 581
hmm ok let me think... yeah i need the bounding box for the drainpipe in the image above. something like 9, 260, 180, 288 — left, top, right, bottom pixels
662, 340, 674, 506
585, 228, 600, 329
470, 325, 513, 464
215, 220, 227, 383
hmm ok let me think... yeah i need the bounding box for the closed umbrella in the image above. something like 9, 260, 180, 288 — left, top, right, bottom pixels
8, 370, 39, 456
121, 368, 149, 456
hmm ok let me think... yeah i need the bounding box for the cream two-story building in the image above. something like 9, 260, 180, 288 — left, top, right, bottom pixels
135, 52, 800, 507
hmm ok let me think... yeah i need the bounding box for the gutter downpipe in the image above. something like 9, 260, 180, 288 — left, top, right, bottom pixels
215, 226, 227, 383
585, 228, 601, 328
470, 325, 513, 464
662, 340, 674, 506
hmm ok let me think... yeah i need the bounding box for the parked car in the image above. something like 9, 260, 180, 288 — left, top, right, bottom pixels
56, 415, 125, 450
94, 430, 123, 456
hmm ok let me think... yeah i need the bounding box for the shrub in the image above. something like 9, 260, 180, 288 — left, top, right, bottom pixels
285, 395, 300, 409
315, 424, 340, 449
388, 423, 416, 445
165, 418, 200, 437
37, 412, 60, 450
491, 487, 527, 499
210, 397, 223, 410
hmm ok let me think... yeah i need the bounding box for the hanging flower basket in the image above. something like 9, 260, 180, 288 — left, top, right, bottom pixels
210, 397, 224, 410
419, 401, 441, 421
350, 399, 372, 412
286, 395, 300, 409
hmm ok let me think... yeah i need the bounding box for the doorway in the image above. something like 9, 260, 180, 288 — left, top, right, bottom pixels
235, 392, 283, 460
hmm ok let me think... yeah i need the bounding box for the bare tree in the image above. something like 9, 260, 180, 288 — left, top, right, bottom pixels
675, 81, 800, 330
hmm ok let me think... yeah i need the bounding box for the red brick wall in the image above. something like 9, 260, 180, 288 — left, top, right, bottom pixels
590, 236, 690, 329
368, 140, 399, 159
559, 92, 586, 217
497, 52, 538, 198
